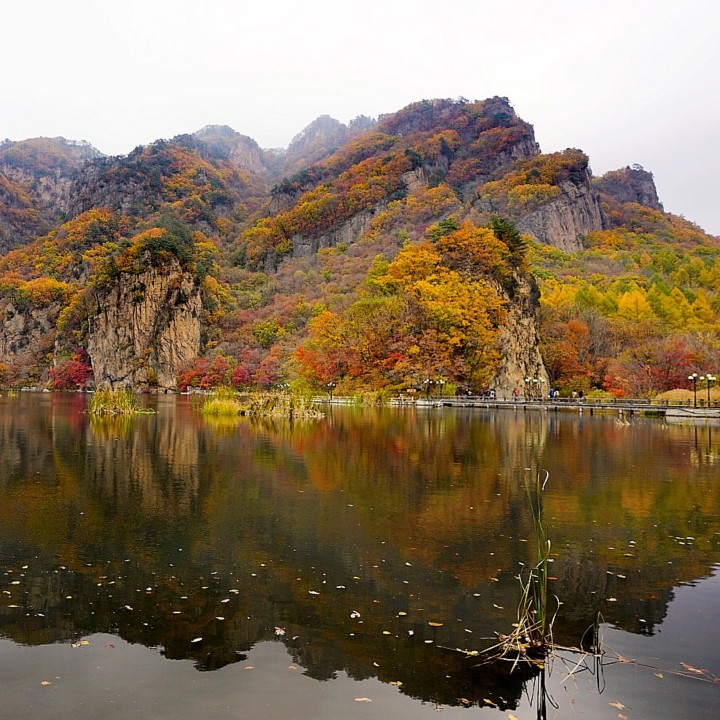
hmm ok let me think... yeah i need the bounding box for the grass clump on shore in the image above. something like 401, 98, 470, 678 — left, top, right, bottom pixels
87, 386, 153, 415
201, 386, 244, 417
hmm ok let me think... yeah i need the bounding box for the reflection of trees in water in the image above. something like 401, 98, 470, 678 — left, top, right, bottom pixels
1, 399, 719, 708
84, 412, 200, 518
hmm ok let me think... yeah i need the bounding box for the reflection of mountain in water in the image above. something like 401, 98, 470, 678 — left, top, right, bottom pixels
1, 397, 719, 707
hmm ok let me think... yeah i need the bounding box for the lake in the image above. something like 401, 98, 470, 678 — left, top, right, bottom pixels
1, 393, 718, 719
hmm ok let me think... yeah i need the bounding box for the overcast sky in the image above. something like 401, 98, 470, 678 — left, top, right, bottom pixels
2, 0, 719, 235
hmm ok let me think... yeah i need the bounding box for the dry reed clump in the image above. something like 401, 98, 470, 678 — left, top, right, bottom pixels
245, 392, 324, 419
201, 388, 324, 420
472, 470, 559, 672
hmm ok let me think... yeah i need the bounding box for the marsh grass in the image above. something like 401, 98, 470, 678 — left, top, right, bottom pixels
201, 386, 244, 417
477, 470, 559, 671
87, 386, 153, 415
200, 388, 324, 420
245, 391, 324, 419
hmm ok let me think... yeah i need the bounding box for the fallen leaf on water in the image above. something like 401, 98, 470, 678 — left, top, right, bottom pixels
609, 701, 625, 710
354, 697, 372, 702
390, 680, 403, 686
680, 662, 707, 675
428, 622, 443, 627
275, 627, 286, 635
483, 698, 497, 706
41, 681, 51, 686
288, 665, 298, 670
654, 672, 664, 678
191, 637, 203, 643
244, 665, 255, 670
382, 631, 391, 635
508, 715, 519, 720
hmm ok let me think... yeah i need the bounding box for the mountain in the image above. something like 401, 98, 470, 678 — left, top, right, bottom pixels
0, 137, 103, 252
0, 98, 718, 397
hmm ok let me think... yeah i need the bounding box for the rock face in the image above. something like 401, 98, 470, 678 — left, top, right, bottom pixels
492, 276, 549, 399
86, 255, 201, 390
291, 209, 376, 260
594, 166, 663, 211
278, 114, 378, 175
0, 301, 60, 384
515, 174, 606, 252
193, 125, 274, 177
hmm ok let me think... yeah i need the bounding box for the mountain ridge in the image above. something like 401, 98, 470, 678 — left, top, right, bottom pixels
1, 96, 718, 397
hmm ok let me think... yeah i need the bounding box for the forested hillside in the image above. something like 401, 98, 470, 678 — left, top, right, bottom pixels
0, 97, 717, 397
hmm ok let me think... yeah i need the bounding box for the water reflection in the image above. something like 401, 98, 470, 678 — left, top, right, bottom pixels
0, 396, 719, 713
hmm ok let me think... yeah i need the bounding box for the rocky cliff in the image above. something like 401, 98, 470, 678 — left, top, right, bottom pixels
492, 275, 549, 398
0, 300, 60, 385
193, 124, 275, 177
277, 114, 377, 176
515, 174, 606, 252
594, 165, 663, 211
86, 255, 201, 391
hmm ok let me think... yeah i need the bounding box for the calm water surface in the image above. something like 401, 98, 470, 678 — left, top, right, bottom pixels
0, 394, 718, 719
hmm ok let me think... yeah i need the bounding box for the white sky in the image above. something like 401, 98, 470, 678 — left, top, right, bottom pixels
2, 0, 719, 235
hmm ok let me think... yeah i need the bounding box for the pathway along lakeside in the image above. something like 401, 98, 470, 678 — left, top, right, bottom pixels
321, 395, 720, 420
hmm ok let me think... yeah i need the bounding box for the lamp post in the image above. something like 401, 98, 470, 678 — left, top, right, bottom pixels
700, 373, 716, 406
524, 377, 531, 401
326, 382, 336, 401
688, 373, 698, 407
438, 379, 445, 399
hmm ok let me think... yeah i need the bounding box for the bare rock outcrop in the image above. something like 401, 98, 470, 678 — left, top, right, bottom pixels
86, 255, 201, 390
0, 301, 59, 384
291, 209, 377, 259
193, 124, 273, 177
515, 176, 606, 252
492, 276, 549, 398
594, 165, 663, 211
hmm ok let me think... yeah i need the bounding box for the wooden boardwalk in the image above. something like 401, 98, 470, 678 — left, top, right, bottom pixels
401, 396, 720, 420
